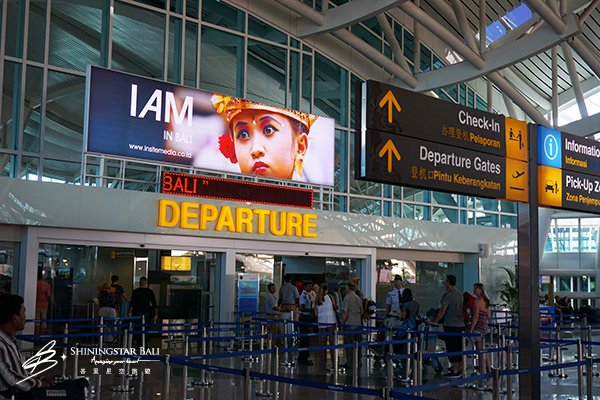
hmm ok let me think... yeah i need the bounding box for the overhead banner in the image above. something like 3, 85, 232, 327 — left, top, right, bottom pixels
363, 81, 528, 161
360, 129, 528, 201
85, 66, 335, 186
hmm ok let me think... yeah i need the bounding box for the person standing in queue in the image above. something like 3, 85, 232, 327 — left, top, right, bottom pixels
129, 277, 157, 348
278, 274, 299, 319
386, 275, 412, 317
265, 283, 282, 346
341, 282, 363, 368
298, 281, 315, 365
428, 275, 465, 378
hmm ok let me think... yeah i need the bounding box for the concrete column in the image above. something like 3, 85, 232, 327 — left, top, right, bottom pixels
219, 249, 237, 322
18, 226, 39, 342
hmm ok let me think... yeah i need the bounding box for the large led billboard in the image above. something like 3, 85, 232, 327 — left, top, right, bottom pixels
85, 67, 335, 186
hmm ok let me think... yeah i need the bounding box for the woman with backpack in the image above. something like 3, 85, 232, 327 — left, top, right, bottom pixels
314, 284, 338, 369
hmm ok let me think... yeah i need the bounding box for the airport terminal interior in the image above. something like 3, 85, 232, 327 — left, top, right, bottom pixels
1, 0, 600, 399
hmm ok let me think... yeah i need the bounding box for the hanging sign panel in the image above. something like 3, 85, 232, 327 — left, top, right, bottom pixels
362, 81, 528, 161
538, 165, 600, 213
358, 129, 528, 202
538, 125, 600, 176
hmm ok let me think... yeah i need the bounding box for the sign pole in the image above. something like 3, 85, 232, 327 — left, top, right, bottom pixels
518, 124, 541, 400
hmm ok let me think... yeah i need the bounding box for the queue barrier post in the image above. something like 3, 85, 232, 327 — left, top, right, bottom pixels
506, 343, 514, 400
182, 335, 189, 399
461, 333, 467, 379
381, 387, 391, 400
256, 329, 273, 397
72, 343, 79, 379
111, 329, 133, 393
586, 357, 593, 400
386, 348, 394, 387
141, 315, 146, 350
332, 328, 339, 385
163, 354, 171, 400
272, 346, 280, 397
549, 324, 568, 378
352, 342, 359, 387
578, 338, 585, 399
99, 317, 104, 349
405, 332, 412, 383
193, 327, 214, 387
416, 351, 423, 397
492, 368, 500, 400
61, 323, 69, 380
243, 367, 251, 400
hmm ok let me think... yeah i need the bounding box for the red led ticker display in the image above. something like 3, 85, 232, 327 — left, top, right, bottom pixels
161, 172, 313, 209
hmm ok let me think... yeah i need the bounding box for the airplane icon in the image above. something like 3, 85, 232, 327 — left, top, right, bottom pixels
512, 170, 525, 179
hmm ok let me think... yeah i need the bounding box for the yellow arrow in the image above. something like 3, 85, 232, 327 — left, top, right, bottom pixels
378, 139, 401, 173
378, 90, 401, 123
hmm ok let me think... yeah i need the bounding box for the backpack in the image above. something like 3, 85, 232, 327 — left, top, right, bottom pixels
362, 298, 376, 320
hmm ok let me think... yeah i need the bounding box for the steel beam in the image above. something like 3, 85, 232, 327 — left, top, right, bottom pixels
390, 14, 580, 92
376, 14, 412, 74
297, 0, 407, 37
561, 43, 589, 118
525, 0, 568, 34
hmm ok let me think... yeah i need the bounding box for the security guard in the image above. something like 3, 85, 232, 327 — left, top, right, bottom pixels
386, 275, 412, 316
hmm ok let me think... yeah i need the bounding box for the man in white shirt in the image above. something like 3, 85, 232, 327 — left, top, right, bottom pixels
265, 283, 282, 345
386, 275, 412, 316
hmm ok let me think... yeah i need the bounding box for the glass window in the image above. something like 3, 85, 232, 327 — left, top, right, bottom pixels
431, 191, 458, 207
170, 0, 183, 14
200, 27, 244, 97
420, 46, 431, 72
476, 95, 487, 111
289, 50, 300, 110
248, 15, 287, 44
186, 0, 199, 19
475, 211, 498, 227
314, 53, 347, 125
23, 66, 44, 153
335, 130, 348, 193
579, 218, 600, 252
0, 241, 19, 294
351, 24, 381, 52
1, 62, 22, 151
167, 16, 183, 83
432, 207, 458, 223
0, 154, 15, 177
135, 0, 166, 9
49, 0, 103, 71
350, 75, 361, 130
433, 56, 444, 70
201, 0, 245, 32
500, 200, 517, 214
20, 155, 39, 180
445, 85, 458, 102
44, 71, 85, 161
28, 0, 46, 62
301, 53, 312, 113
403, 30, 414, 62
5, 0, 25, 58
246, 40, 286, 107
112, 2, 165, 79
334, 195, 348, 212
350, 197, 381, 215
184, 21, 198, 88
403, 203, 427, 220
501, 215, 518, 229
43, 159, 80, 183
349, 132, 381, 196
403, 188, 429, 203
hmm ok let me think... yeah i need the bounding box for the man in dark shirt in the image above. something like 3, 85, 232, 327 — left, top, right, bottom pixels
129, 277, 157, 348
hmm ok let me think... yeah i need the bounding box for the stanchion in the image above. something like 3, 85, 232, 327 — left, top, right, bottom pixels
163, 354, 171, 400
505, 343, 513, 400
99, 317, 104, 350
492, 368, 500, 400
404, 333, 412, 383
577, 338, 584, 399
182, 335, 189, 400
461, 334, 467, 379
193, 328, 214, 387
280, 318, 294, 367
381, 387, 391, 400
243, 367, 251, 400
111, 329, 133, 393
272, 346, 280, 398
586, 357, 593, 399
585, 325, 600, 377
256, 329, 272, 397
61, 323, 69, 380
386, 349, 394, 387
352, 342, 359, 387
141, 315, 146, 350
72, 343, 79, 379
332, 329, 339, 385
549, 325, 568, 378
415, 351, 423, 397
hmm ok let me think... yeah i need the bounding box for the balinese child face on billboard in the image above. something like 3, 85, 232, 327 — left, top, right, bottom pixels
212, 96, 315, 181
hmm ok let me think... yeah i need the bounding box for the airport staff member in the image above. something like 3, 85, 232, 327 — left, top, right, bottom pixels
386, 275, 412, 315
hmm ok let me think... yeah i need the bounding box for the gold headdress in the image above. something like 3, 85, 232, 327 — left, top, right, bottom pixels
211, 94, 317, 131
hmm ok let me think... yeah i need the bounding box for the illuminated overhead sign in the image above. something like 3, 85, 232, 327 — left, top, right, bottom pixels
538, 126, 600, 212
161, 172, 313, 208
357, 80, 528, 202
157, 200, 318, 238
85, 66, 335, 186
361, 129, 528, 201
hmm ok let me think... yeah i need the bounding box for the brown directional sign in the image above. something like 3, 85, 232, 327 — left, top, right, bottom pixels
364, 80, 528, 162
357, 80, 529, 202
358, 129, 528, 201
